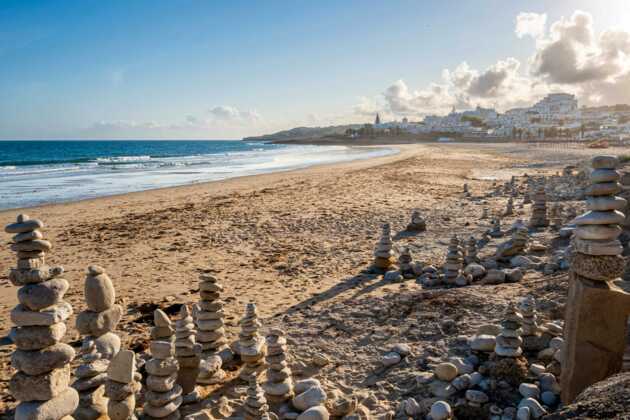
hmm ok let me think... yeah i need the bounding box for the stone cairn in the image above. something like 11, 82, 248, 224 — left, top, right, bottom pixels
488, 218, 502, 238
495, 304, 524, 358
373, 223, 395, 270
550, 204, 563, 229
518, 295, 542, 353
443, 235, 463, 286
463, 183, 469, 196
195, 271, 227, 385
238, 303, 266, 380
74, 265, 123, 420
529, 185, 549, 227
105, 349, 139, 420
144, 309, 182, 420
398, 247, 415, 279
562, 155, 630, 403
504, 197, 514, 216
6, 214, 80, 420
464, 236, 478, 264
262, 328, 293, 404
495, 226, 529, 259
243, 375, 270, 420
175, 305, 201, 402
406, 210, 426, 232
480, 208, 489, 219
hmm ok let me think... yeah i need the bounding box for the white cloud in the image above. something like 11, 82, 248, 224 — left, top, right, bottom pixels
515, 12, 547, 39
208, 105, 262, 123
358, 10, 630, 120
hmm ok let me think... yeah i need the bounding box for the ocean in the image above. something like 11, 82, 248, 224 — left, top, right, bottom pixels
0, 140, 396, 210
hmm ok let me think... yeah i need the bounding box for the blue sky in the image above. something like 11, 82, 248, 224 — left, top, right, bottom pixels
1, 0, 630, 139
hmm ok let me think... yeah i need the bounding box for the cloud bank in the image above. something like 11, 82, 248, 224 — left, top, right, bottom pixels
364, 10, 630, 120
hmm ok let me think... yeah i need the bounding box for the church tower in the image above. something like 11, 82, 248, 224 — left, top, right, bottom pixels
374, 113, 381, 125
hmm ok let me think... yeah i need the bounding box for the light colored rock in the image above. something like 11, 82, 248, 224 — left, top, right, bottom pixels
10, 366, 71, 402
381, 352, 401, 367
517, 406, 531, 420
518, 383, 540, 399
18, 278, 69, 311
11, 322, 67, 350
85, 266, 116, 312
108, 349, 135, 384
297, 405, 329, 420
470, 335, 496, 352
11, 343, 75, 376
11, 302, 73, 327
429, 400, 452, 420
294, 378, 321, 394
517, 398, 547, 419
293, 386, 327, 411
434, 362, 458, 381
93, 332, 121, 359
15, 387, 79, 420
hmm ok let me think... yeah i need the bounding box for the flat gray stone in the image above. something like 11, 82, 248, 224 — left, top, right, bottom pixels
76, 304, 123, 336
11, 323, 67, 351
11, 302, 72, 327
15, 387, 78, 420
12, 343, 75, 376
5, 217, 44, 234
587, 196, 627, 211
18, 278, 69, 311
575, 224, 622, 241
573, 210, 625, 225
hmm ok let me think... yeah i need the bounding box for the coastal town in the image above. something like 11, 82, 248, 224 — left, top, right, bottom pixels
361, 93, 630, 143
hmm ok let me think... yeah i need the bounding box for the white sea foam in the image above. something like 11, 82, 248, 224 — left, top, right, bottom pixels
0, 144, 397, 210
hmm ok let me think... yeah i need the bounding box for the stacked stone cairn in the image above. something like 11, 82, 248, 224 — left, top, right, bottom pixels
464, 236, 478, 264
463, 183, 469, 196
262, 328, 293, 404
495, 304, 524, 358
175, 305, 201, 402
444, 235, 466, 286
373, 223, 395, 270
550, 204, 563, 230
238, 303, 266, 380
195, 271, 227, 385
144, 309, 182, 420
74, 265, 123, 419
105, 349, 139, 420
488, 218, 502, 238
398, 247, 415, 279
562, 155, 629, 402
504, 197, 514, 216
529, 185, 549, 227
6, 214, 80, 420
480, 208, 489, 219
406, 209, 426, 232
243, 375, 270, 420
518, 295, 544, 353
495, 226, 529, 260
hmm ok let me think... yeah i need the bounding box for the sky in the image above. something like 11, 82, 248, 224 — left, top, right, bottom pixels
1, 0, 630, 140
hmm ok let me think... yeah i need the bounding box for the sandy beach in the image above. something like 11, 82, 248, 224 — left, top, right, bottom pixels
0, 141, 623, 416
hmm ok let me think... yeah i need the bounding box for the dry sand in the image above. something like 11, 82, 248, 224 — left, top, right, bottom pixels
0, 142, 621, 416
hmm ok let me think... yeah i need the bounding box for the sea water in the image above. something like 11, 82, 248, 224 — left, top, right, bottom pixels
0, 140, 396, 210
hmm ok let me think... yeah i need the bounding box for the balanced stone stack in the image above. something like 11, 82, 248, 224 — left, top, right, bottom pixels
195, 272, 227, 385
74, 265, 123, 419
144, 309, 182, 420
464, 236, 478, 264
463, 183, 469, 195
243, 375, 270, 420
262, 328, 293, 404
406, 210, 426, 232
105, 349, 138, 420
529, 186, 549, 227
373, 223, 395, 269
495, 305, 524, 357
489, 218, 502, 238
550, 204, 563, 230
481, 208, 489, 219
495, 226, 529, 259
398, 247, 415, 279
74, 342, 109, 419
175, 305, 201, 401
518, 295, 539, 336
6, 214, 80, 420
504, 197, 514, 216
238, 303, 266, 380
444, 235, 463, 286
562, 155, 629, 402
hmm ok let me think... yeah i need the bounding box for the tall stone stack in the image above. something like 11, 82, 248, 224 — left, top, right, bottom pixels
238, 303, 266, 380
464, 236, 478, 264
175, 305, 201, 401
243, 375, 270, 420
105, 349, 139, 420
529, 185, 549, 227
74, 265, 123, 419
517, 295, 539, 336
195, 272, 227, 385
373, 223, 395, 270
494, 304, 523, 358
262, 329, 293, 404
495, 226, 529, 259
6, 214, 79, 420
562, 155, 630, 403
444, 235, 463, 285
504, 197, 514, 216
144, 310, 182, 420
